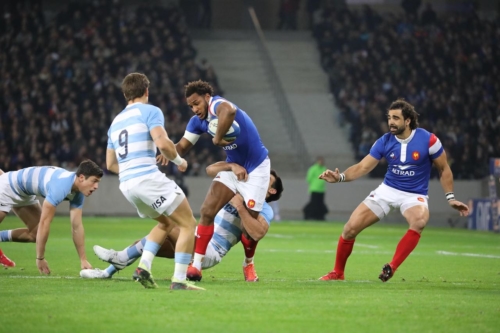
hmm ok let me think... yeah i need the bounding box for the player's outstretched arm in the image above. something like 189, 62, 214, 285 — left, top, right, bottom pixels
320, 155, 379, 183
433, 151, 470, 216
151, 126, 188, 172
175, 137, 194, 157
206, 161, 248, 181
70, 207, 92, 270
106, 148, 119, 174
230, 194, 269, 241
213, 102, 236, 146
35, 200, 57, 274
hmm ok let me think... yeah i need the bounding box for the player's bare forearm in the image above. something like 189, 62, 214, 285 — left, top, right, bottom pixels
214, 104, 236, 144
206, 161, 231, 177
235, 206, 268, 241
438, 165, 454, 194
344, 155, 379, 181
36, 201, 56, 259
70, 208, 87, 261
175, 137, 193, 157
106, 148, 119, 174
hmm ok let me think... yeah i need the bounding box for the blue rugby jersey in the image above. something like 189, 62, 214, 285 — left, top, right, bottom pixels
210, 202, 273, 257
8, 166, 84, 208
369, 128, 444, 195
184, 95, 268, 173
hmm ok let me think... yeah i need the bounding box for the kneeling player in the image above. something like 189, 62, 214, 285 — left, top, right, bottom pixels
80, 164, 283, 282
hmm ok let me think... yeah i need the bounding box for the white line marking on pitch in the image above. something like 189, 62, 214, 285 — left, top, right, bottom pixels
354, 243, 379, 249
437, 251, 500, 259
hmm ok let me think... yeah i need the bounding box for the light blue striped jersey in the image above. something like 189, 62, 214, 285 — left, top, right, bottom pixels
210, 202, 274, 257
107, 103, 164, 182
7, 166, 84, 208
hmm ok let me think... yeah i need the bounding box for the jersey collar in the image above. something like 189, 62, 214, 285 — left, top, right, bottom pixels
126, 102, 143, 108
395, 129, 416, 144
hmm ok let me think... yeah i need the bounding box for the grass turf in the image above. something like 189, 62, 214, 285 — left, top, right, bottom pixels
0, 217, 499, 333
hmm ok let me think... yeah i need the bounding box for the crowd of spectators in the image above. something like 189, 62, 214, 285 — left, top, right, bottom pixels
313, 1, 500, 179
0, 0, 224, 177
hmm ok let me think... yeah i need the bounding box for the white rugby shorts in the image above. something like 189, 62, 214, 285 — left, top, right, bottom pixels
119, 171, 185, 218
213, 157, 270, 212
0, 173, 39, 213
364, 182, 429, 219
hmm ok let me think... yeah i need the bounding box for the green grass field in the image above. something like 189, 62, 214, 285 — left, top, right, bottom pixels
0, 217, 499, 333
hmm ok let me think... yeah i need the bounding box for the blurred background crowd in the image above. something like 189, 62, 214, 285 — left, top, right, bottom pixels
0, 0, 224, 177
312, 0, 500, 179
0, 0, 498, 181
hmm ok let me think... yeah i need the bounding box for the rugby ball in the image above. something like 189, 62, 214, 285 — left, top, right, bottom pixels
207, 118, 240, 141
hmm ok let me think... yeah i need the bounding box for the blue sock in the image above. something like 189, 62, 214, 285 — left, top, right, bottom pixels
175, 252, 192, 265
138, 240, 161, 271
173, 252, 192, 280
105, 265, 117, 277
125, 237, 146, 260
0, 230, 11, 242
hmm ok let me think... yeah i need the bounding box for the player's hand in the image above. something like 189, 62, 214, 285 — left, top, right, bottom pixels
37, 259, 51, 275
448, 200, 470, 216
156, 154, 169, 166
212, 137, 234, 147
230, 163, 248, 181
177, 158, 188, 172
80, 259, 92, 270
319, 168, 341, 183
229, 193, 245, 210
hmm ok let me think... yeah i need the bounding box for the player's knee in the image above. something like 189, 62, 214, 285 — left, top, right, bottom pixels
410, 216, 427, 232
27, 233, 37, 242
200, 204, 216, 220
342, 223, 359, 240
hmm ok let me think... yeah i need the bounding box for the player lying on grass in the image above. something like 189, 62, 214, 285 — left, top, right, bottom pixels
0, 160, 103, 274
80, 163, 283, 282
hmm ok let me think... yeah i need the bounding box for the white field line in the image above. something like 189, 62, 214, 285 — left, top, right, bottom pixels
0, 275, 375, 283
436, 251, 500, 259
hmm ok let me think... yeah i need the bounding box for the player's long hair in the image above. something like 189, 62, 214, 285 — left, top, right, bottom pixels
184, 80, 214, 98
76, 160, 104, 179
266, 169, 283, 203
122, 73, 150, 102
388, 99, 419, 130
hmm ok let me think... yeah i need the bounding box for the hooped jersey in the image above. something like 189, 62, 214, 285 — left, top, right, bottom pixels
210, 201, 274, 257
107, 103, 163, 182
7, 166, 84, 208
184, 95, 268, 174
369, 128, 443, 195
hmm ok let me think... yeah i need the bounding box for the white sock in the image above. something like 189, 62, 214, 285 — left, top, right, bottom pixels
243, 257, 254, 267
138, 250, 155, 271
173, 263, 188, 281
192, 253, 204, 271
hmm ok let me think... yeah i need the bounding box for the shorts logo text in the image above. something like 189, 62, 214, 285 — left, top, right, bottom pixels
151, 196, 167, 209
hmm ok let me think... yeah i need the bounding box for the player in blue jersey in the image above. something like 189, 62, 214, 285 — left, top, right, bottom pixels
0, 160, 103, 274
106, 73, 203, 290
318, 99, 469, 282
79, 165, 283, 282
173, 80, 270, 279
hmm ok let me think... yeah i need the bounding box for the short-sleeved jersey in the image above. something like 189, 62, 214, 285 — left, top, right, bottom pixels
108, 103, 164, 182
184, 96, 268, 173
369, 128, 443, 195
210, 201, 274, 257
8, 166, 84, 208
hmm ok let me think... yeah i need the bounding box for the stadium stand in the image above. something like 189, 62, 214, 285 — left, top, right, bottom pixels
0, 0, 224, 176
313, 2, 500, 179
